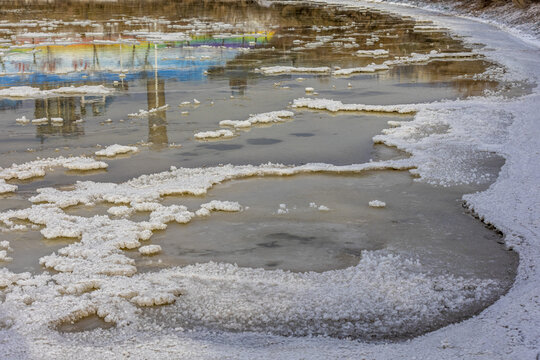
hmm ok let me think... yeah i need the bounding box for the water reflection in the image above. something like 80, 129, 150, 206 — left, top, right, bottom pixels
0, 0, 504, 150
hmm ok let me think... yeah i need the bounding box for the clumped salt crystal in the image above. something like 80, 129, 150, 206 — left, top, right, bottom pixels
95, 144, 139, 157
369, 200, 386, 208
15, 115, 29, 124
218, 110, 294, 129
194, 129, 235, 140
139, 245, 162, 255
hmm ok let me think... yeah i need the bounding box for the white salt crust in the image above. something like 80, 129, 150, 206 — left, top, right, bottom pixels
139, 245, 162, 255
196, 200, 243, 216
255, 51, 477, 77
0, 3, 538, 359
194, 129, 235, 140
292, 97, 417, 113
0, 157, 108, 194
0, 85, 112, 98
218, 111, 294, 129
257, 66, 331, 75
95, 144, 139, 157
127, 104, 169, 118
369, 200, 386, 208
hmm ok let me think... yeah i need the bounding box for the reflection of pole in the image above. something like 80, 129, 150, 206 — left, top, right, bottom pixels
154, 43, 158, 98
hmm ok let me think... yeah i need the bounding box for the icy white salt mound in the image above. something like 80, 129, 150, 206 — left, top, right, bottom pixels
333, 51, 478, 76
107, 206, 134, 218
333, 63, 390, 75
0, 179, 17, 194
31, 117, 48, 124
219, 110, 294, 129
160, 253, 499, 338
355, 49, 389, 57
194, 129, 235, 140
0, 156, 107, 182
28, 161, 412, 209
196, 200, 242, 216
95, 144, 139, 157
256, 66, 331, 75
127, 104, 169, 118
292, 98, 418, 114
0, 85, 112, 99
139, 245, 162, 255
369, 200, 386, 208
15, 116, 29, 124
0, 250, 12, 262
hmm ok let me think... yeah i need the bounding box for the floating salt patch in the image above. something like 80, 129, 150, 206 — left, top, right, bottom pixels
139, 245, 162, 255
195, 200, 243, 217
31, 117, 48, 124
15, 116, 29, 124
0, 250, 12, 262
51, 117, 63, 125
292, 98, 417, 114
387, 120, 402, 127
179, 101, 191, 106
305, 87, 315, 93
355, 49, 389, 57
219, 110, 294, 129
276, 203, 289, 215
0, 240, 11, 251
369, 200, 386, 208
0, 156, 107, 181
257, 66, 331, 75
318, 205, 330, 211
333, 63, 390, 76
95, 144, 139, 157
193, 98, 200, 105
107, 206, 134, 218
181, 111, 189, 116
128, 104, 169, 118
194, 129, 235, 140
0, 85, 113, 99
0, 179, 17, 194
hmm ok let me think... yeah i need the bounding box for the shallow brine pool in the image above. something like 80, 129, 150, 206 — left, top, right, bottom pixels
0, 0, 521, 347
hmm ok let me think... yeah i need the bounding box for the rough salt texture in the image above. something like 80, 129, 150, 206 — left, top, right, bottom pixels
218, 111, 294, 129
334, 50, 477, 76
256, 66, 331, 75
0, 156, 108, 182
355, 49, 389, 57
194, 129, 235, 140
127, 105, 169, 118
369, 200, 387, 208
0, 179, 17, 194
0, 85, 112, 98
138, 245, 162, 255
292, 97, 418, 113
95, 144, 139, 157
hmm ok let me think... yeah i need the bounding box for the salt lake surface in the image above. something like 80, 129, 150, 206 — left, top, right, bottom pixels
0, 0, 524, 355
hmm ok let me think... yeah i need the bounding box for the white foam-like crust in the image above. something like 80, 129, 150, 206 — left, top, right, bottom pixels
355, 49, 389, 57
368, 200, 386, 208
0, 5, 538, 359
0, 179, 17, 194
27, 161, 412, 209
0, 156, 108, 182
194, 129, 235, 140
196, 200, 243, 216
334, 51, 477, 76
292, 97, 418, 113
218, 111, 294, 129
0, 85, 112, 99
138, 245, 162, 255
95, 144, 139, 157
15, 116, 29, 124
256, 66, 331, 75
127, 104, 169, 118
107, 206, 134, 218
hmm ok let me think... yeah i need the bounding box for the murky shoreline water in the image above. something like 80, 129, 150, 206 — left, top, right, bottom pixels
0, 0, 520, 342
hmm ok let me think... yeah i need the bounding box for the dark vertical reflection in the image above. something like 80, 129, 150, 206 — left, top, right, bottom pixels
147, 45, 168, 149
